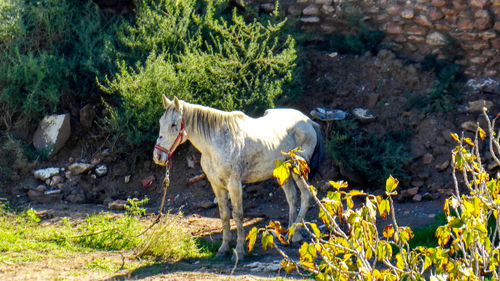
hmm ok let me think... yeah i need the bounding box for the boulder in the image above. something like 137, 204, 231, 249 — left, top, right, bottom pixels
68, 162, 94, 175
95, 164, 108, 177
33, 167, 60, 181
79, 104, 95, 128
467, 99, 494, 113
33, 114, 71, 157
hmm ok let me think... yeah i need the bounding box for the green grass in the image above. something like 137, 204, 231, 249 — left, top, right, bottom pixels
0, 203, 211, 264
408, 212, 446, 249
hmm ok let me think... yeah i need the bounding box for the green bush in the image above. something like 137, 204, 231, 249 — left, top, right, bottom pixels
327, 118, 411, 183
0, 0, 118, 120
418, 55, 463, 113
101, 0, 298, 152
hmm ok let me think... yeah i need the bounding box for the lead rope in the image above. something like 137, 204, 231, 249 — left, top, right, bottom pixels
134, 163, 171, 258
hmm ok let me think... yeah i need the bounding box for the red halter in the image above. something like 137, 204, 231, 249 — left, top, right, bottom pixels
154, 111, 185, 164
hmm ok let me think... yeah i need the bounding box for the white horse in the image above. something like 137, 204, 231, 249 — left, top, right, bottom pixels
153, 95, 324, 259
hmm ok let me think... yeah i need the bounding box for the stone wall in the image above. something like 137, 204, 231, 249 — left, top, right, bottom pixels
256, 0, 500, 77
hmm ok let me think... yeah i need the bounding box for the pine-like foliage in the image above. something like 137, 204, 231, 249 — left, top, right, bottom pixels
101, 0, 297, 152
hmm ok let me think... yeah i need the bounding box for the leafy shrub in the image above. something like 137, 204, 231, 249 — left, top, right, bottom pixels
324, 28, 385, 55
327, 118, 411, 183
0, 0, 118, 120
101, 0, 297, 152
416, 55, 463, 113
250, 108, 500, 280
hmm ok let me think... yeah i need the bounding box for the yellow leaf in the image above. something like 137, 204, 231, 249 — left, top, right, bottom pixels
246, 227, 258, 252
273, 160, 290, 186
383, 225, 395, 239
329, 180, 348, 190
450, 132, 460, 142
346, 196, 354, 209
261, 232, 274, 250
372, 269, 383, 280
377, 199, 390, 219
395, 253, 405, 269
464, 137, 474, 146
479, 127, 486, 140
280, 259, 296, 273
385, 176, 399, 193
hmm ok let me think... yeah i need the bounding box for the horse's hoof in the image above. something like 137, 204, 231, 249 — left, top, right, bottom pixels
216, 250, 229, 258
291, 233, 304, 244
231, 251, 244, 262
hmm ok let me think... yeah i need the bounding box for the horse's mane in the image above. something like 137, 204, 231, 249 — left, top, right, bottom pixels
166, 101, 246, 139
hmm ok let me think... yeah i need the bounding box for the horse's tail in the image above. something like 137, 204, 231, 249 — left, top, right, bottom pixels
310, 122, 325, 177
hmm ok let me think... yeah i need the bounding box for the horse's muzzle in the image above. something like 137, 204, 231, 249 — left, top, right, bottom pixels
153, 148, 168, 166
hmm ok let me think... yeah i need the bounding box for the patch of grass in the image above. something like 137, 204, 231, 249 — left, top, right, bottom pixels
87, 258, 119, 272
409, 212, 446, 249
0, 202, 206, 264
137, 212, 211, 261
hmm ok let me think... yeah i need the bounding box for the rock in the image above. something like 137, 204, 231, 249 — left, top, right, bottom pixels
422, 192, 435, 200
437, 188, 454, 196
412, 194, 423, 202
435, 160, 449, 171
50, 175, 63, 186
28, 189, 62, 203
66, 188, 86, 203
303, 5, 320, 16
33, 114, 71, 157
35, 185, 47, 192
79, 104, 95, 128
108, 199, 127, 210
287, 5, 302, 16
300, 17, 320, 23
33, 167, 60, 181
411, 180, 424, 188
461, 121, 478, 132
186, 155, 196, 168
68, 162, 93, 175
466, 78, 500, 94
95, 164, 108, 177
352, 108, 376, 123
260, 3, 275, 13
198, 201, 216, 209
245, 261, 281, 272
407, 187, 420, 196
422, 153, 434, 165
467, 99, 494, 113
426, 32, 447, 46
141, 175, 155, 187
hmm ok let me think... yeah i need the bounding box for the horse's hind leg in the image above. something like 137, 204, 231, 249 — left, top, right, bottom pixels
281, 179, 297, 228
290, 172, 312, 243
212, 186, 232, 257
227, 178, 245, 260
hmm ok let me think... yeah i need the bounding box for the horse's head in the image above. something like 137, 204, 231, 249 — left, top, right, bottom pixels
153, 95, 187, 166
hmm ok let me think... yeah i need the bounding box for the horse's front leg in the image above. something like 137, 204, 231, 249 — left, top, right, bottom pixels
227, 178, 245, 260
212, 186, 231, 257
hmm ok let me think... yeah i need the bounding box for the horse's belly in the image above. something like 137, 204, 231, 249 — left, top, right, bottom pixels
241, 163, 275, 184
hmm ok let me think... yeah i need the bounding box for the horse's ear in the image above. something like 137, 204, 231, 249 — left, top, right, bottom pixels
162, 95, 171, 109
173, 96, 182, 112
